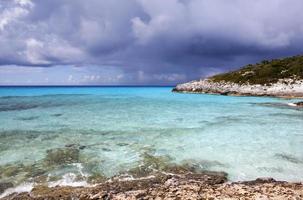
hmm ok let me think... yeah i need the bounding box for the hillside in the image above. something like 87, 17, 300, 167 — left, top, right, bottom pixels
211, 55, 303, 85
173, 55, 303, 98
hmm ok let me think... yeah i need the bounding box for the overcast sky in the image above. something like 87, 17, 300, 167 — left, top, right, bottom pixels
0, 0, 303, 85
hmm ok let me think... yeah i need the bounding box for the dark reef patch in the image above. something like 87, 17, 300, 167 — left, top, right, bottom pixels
101, 148, 111, 152
0, 103, 39, 112
180, 159, 226, 171
199, 116, 245, 127
65, 143, 86, 150
0, 182, 13, 194
16, 116, 39, 121
275, 153, 303, 164
0, 101, 65, 112
125, 152, 227, 180
116, 143, 129, 147
0, 94, 85, 112
252, 102, 303, 110
268, 112, 303, 118
0, 163, 25, 178
44, 147, 80, 166
51, 113, 63, 117
0, 130, 44, 139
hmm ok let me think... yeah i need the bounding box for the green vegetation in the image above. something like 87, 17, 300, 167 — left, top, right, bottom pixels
211, 55, 303, 85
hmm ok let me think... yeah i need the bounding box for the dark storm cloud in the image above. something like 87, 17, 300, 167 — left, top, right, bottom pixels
1, 0, 303, 84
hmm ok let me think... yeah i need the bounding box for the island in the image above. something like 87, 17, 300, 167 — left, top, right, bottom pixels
173, 55, 303, 98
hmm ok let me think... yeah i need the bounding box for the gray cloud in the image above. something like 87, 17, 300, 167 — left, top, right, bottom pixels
0, 0, 303, 84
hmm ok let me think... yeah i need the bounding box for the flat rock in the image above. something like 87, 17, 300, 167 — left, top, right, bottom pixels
2, 172, 303, 200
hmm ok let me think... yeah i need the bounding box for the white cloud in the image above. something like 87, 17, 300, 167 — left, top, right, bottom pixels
15, 0, 34, 7
24, 38, 48, 64
0, 5, 29, 31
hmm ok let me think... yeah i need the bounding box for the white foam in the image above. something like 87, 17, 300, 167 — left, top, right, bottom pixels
287, 103, 297, 107
72, 163, 89, 177
48, 173, 89, 187
0, 183, 34, 199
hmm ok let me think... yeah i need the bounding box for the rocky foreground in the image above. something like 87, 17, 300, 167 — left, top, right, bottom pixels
2, 171, 303, 200
173, 79, 303, 98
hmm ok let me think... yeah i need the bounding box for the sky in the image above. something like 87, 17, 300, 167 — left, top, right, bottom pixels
0, 0, 303, 85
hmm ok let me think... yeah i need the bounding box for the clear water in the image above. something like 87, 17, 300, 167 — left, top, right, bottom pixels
0, 86, 302, 189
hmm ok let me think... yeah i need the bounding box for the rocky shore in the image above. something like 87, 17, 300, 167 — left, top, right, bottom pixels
2, 171, 303, 200
173, 79, 303, 98
295, 101, 303, 107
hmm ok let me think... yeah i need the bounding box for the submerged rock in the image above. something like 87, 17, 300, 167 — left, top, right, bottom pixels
0, 182, 13, 193
0, 162, 49, 186
125, 152, 228, 181
275, 153, 303, 164
87, 173, 107, 184
44, 147, 80, 166
295, 101, 303, 107
0, 163, 25, 178
116, 142, 129, 147
126, 152, 174, 177
51, 113, 63, 117
16, 116, 39, 121
65, 143, 86, 150
180, 159, 226, 172
0, 103, 39, 112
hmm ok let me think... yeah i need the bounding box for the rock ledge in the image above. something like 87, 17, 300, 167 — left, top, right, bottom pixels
2, 172, 303, 200
173, 78, 303, 98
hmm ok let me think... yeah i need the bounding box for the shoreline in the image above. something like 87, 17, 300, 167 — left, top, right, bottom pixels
173, 89, 303, 99
1, 171, 303, 200
173, 79, 303, 99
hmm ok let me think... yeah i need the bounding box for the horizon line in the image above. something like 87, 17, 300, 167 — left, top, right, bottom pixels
0, 85, 176, 87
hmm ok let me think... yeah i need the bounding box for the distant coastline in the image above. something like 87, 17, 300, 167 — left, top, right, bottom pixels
173, 79, 303, 98
173, 55, 303, 98
0, 85, 175, 88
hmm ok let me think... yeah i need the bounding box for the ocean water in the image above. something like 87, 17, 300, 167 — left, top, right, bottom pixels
0, 86, 302, 191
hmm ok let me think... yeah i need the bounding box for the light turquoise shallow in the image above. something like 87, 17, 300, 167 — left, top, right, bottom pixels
0, 86, 302, 184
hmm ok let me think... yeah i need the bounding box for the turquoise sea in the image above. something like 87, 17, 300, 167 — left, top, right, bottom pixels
0, 86, 302, 192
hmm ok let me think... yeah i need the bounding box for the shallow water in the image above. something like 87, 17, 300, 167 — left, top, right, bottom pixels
0, 86, 302, 190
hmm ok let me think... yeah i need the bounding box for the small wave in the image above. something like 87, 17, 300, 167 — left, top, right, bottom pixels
110, 174, 156, 182
0, 183, 34, 199
48, 173, 89, 188
287, 103, 297, 107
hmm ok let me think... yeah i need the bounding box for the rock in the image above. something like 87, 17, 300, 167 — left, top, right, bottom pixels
65, 144, 86, 150
295, 101, 303, 107
127, 153, 174, 178
44, 147, 80, 166
79, 145, 86, 150
3, 174, 303, 200
242, 177, 277, 185
0, 182, 13, 193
